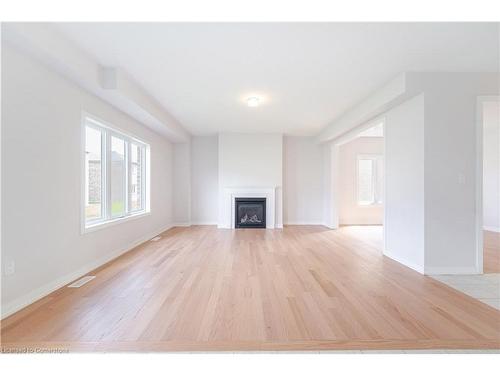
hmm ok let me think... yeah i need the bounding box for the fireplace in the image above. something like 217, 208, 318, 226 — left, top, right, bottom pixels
235, 198, 266, 228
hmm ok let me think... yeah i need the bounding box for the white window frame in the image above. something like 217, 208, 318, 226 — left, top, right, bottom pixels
81, 113, 150, 233
128, 141, 146, 214
357, 154, 383, 206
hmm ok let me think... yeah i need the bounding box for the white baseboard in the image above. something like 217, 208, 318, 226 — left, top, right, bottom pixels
483, 226, 500, 233
172, 222, 219, 227
322, 222, 337, 229
172, 222, 191, 227
380, 250, 480, 276
284, 221, 325, 226
383, 250, 424, 274
424, 266, 480, 275
1, 223, 173, 319
339, 223, 384, 226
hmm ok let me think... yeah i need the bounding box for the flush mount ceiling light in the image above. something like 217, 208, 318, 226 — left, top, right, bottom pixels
246, 96, 261, 107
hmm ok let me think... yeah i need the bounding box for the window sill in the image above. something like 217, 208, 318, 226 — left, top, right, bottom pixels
357, 203, 383, 207
82, 211, 151, 234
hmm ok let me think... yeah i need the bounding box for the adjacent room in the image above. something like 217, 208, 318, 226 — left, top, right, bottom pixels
1, 22, 499, 353
336, 121, 385, 250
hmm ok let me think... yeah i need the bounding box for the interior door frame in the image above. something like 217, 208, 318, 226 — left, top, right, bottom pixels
326, 117, 386, 248
475, 95, 500, 274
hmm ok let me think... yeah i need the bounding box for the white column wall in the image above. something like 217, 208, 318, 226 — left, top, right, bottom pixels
383, 94, 425, 273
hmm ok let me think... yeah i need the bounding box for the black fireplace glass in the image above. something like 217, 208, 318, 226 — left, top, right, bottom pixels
235, 198, 266, 228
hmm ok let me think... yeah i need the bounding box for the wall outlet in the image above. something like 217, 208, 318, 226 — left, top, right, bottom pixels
4, 260, 15, 276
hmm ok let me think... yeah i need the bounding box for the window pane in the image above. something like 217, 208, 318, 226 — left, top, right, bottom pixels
85, 126, 102, 221
111, 136, 126, 217
358, 159, 374, 205
130, 144, 143, 211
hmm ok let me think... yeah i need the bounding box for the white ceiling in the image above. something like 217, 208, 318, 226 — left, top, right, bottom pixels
53, 23, 499, 136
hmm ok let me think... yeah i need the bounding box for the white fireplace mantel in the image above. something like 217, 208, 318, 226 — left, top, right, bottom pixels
218, 187, 276, 229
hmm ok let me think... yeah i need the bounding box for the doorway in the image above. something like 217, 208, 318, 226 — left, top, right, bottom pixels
337, 122, 384, 226
333, 120, 385, 249
480, 98, 500, 273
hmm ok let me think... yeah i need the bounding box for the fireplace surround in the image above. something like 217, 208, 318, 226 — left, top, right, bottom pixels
219, 187, 278, 229
235, 198, 266, 228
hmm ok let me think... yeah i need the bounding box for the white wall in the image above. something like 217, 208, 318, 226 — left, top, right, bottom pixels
483, 101, 500, 232
384, 73, 498, 274
1, 45, 174, 318
338, 136, 384, 225
324, 72, 498, 275
190, 136, 219, 224
188, 134, 324, 227
384, 94, 425, 273
173, 142, 191, 225
414, 73, 498, 274
218, 133, 283, 228
283, 137, 324, 225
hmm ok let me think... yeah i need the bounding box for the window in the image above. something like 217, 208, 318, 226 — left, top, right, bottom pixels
84, 116, 149, 229
110, 136, 126, 218
357, 155, 383, 206
84, 126, 104, 221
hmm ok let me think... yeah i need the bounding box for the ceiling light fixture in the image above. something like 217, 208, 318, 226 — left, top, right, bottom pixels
246, 96, 260, 107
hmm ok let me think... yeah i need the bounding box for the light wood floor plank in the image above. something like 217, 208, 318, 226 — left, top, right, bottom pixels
484, 230, 500, 273
1, 225, 499, 351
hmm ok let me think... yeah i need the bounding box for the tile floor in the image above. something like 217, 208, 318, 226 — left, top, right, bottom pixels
431, 273, 500, 310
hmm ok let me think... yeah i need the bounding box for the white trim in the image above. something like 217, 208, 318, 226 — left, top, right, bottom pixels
483, 226, 500, 233
83, 211, 151, 234
219, 187, 277, 229
81, 113, 151, 234
1, 223, 173, 319
328, 118, 386, 232
83, 111, 149, 146
383, 250, 424, 274
190, 221, 218, 226
382, 121, 387, 257
339, 222, 383, 226
475, 96, 500, 274
424, 266, 480, 276
172, 222, 191, 227
284, 221, 325, 226
475, 96, 484, 274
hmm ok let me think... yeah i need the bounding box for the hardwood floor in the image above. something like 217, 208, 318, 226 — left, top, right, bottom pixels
1, 225, 499, 352
484, 230, 500, 273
